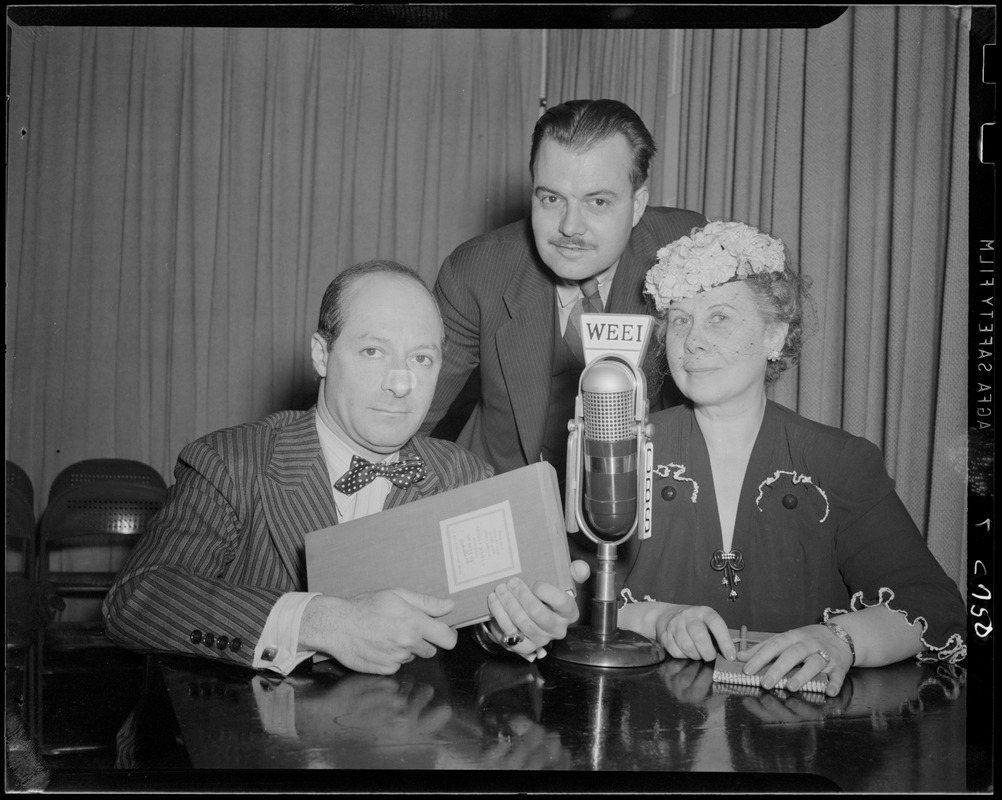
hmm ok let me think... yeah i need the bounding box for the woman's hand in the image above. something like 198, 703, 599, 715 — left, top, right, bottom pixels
653, 604, 733, 661
737, 624, 853, 697
483, 560, 589, 661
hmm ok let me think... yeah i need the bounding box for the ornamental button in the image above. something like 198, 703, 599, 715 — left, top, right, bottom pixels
189, 629, 202, 645
782, 494, 798, 509
229, 638, 242, 652
216, 636, 229, 650
201, 632, 216, 648
661, 486, 677, 501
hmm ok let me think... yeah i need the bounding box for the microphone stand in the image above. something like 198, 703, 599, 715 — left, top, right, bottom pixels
548, 356, 667, 669
548, 542, 666, 668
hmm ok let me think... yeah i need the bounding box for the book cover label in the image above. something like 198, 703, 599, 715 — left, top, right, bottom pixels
441, 500, 521, 592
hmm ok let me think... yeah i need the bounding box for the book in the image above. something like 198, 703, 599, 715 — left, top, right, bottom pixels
304, 462, 574, 629
711, 627, 829, 694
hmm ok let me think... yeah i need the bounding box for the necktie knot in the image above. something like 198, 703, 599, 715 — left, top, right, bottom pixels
333, 454, 427, 495
580, 278, 603, 311
564, 277, 605, 360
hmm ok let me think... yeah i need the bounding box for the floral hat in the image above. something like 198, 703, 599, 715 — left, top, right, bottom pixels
645, 220, 787, 312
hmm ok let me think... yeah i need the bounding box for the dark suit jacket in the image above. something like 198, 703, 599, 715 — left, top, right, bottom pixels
103, 408, 493, 668
421, 206, 706, 476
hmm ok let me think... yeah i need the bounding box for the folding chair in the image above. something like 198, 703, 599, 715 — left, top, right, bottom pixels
7, 459, 35, 507
35, 480, 166, 762
47, 458, 166, 503
6, 471, 45, 742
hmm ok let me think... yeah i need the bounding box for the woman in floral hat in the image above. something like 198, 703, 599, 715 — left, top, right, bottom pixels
615, 220, 965, 697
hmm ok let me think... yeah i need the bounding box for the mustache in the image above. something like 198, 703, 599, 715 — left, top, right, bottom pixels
550, 237, 593, 249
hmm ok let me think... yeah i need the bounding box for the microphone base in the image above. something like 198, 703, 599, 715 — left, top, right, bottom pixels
548, 625, 666, 668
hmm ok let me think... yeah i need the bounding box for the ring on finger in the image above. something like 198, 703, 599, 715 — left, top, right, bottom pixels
816, 648, 831, 663
503, 631, 524, 648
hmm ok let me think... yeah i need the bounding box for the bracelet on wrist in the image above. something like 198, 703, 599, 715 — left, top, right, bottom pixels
823, 619, 856, 666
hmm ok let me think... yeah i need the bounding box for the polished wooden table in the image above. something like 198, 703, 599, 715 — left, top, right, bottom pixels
72, 627, 984, 793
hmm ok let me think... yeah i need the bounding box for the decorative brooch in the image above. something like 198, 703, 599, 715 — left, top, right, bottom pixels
710, 549, 745, 601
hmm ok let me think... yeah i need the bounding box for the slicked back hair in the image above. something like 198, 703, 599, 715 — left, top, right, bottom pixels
529, 99, 657, 192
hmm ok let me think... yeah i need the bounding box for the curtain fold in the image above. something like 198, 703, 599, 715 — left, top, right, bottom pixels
7, 28, 542, 514
544, 29, 685, 207
7, 19, 968, 597
677, 7, 970, 589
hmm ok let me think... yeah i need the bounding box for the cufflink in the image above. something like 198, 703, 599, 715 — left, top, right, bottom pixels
261, 646, 277, 662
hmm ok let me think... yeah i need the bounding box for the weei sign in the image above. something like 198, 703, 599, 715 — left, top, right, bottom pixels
579, 313, 654, 368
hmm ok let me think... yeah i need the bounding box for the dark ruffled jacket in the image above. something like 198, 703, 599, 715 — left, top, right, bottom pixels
618, 401, 966, 663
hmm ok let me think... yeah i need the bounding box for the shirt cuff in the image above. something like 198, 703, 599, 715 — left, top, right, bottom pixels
254, 591, 321, 675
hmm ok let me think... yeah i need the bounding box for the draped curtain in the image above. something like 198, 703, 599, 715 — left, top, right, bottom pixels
6, 26, 680, 617
544, 29, 686, 207
6, 27, 543, 517
7, 18, 967, 600
676, 7, 970, 589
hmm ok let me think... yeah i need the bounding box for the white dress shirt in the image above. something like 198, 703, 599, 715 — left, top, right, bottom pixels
252, 401, 398, 675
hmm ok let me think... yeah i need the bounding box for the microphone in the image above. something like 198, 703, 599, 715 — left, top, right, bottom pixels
551, 315, 664, 669
581, 357, 641, 539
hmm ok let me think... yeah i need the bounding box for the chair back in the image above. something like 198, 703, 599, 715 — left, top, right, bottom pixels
32, 482, 162, 757
47, 458, 166, 503
39, 481, 167, 600
6, 489, 37, 576
7, 459, 35, 507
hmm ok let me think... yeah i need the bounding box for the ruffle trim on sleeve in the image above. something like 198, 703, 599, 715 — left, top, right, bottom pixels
620, 587, 657, 608
824, 586, 967, 664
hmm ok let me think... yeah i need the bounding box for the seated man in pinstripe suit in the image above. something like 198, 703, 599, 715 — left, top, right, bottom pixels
104, 261, 582, 676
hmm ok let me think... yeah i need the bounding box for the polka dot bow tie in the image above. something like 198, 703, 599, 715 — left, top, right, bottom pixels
333, 454, 427, 495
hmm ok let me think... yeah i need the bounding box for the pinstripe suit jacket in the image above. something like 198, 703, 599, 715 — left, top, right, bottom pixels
103, 408, 493, 668
420, 206, 706, 475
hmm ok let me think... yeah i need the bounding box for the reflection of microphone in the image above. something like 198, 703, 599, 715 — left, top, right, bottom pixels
552, 315, 664, 669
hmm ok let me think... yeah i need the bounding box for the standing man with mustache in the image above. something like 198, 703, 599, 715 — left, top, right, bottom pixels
422, 99, 705, 497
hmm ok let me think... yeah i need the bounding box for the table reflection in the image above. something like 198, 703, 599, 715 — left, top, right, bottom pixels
150, 631, 967, 790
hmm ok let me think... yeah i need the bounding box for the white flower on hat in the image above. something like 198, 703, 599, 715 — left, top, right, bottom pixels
645, 221, 787, 311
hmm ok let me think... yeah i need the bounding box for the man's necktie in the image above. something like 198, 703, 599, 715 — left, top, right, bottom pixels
564, 277, 604, 361
333, 454, 427, 495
